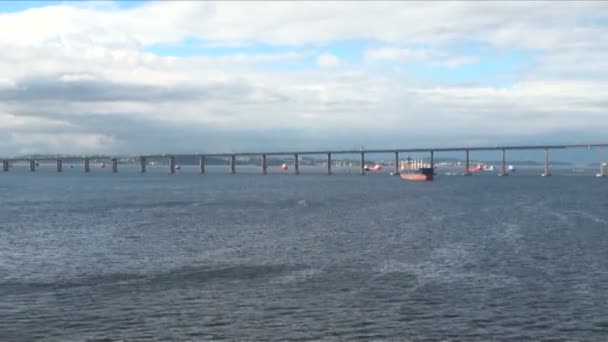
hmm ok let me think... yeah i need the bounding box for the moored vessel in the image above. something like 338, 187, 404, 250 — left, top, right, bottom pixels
400, 167, 434, 181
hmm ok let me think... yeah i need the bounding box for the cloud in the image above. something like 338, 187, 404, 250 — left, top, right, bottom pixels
0, 73, 260, 105
437, 56, 479, 69
317, 53, 340, 68
364, 47, 478, 68
0, 1, 608, 156
3, 2, 606, 49
365, 48, 431, 63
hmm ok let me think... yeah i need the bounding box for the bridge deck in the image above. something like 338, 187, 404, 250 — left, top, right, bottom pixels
2, 143, 608, 162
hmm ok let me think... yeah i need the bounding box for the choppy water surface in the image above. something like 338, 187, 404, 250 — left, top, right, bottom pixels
1, 166, 608, 341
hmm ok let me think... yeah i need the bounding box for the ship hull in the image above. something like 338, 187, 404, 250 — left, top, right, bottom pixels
400, 174, 430, 181
399, 167, 434, 182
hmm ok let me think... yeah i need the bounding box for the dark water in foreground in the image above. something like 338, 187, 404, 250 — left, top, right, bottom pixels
1, 166, 608, 341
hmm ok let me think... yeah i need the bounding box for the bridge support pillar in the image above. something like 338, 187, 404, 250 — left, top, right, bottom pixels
199, 156, 205, 174
542, 148, 551, 177
112, 158, 118, 173
29, 160, 36, 172
262, 154, 267, 174
56, 159, 62, 173
464, 149, 471, 176
84, 158, 90, 173
169, 156, 176, 174
327, 153, 332, 175
294, 154, 299, 175
394, 152, 399, 174
360, 152, 365, 175
430, 150, 434, 170
230, 155, 236, 174
2, 160, 8, 172
139, 156, 146, 173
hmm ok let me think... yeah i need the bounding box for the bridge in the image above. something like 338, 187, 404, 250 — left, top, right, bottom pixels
2, 143, 608, 177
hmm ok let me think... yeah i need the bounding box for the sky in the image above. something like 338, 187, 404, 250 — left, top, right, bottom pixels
0, 1, 607, 158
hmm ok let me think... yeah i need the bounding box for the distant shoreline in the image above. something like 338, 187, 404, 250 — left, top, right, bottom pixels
12, 155, 576, 167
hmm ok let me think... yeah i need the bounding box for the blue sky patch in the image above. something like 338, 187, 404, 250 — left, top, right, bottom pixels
143, 37, 537, 85
392, 41, 536, 87
0, 0, 63, 13
0, 0, 147, 13
144, 37, 298, 57
406, 52, 533, 87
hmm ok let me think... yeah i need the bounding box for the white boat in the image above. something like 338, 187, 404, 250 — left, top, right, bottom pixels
507, 165, 516, 172
597, 159, 606, 178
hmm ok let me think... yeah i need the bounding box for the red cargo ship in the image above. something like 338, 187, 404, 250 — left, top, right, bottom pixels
400, 167, 435, 182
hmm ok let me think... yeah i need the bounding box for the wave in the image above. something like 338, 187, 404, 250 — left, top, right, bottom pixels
0, 263, 300, 295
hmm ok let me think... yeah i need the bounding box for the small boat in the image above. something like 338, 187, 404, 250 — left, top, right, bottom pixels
175, 164, 181, 170
597, 161, 606, 178
400, 167, 434, 182
469, 164, 484, 173
364, 164, 383, 172
508, 165, 516, 172
280, 163, 288, 171
97, 162, 105, 168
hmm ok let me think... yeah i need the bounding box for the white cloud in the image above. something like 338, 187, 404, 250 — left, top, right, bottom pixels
436, 56, 479, 69
364, 47, 478, 68
317, 53, 340, 68
0, 78, 16, 89
10, 132, 115, 154
0, 111, 72, 129
1, 2, 606, 48
0, 1, 608, 155
365, 48, 430, 63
